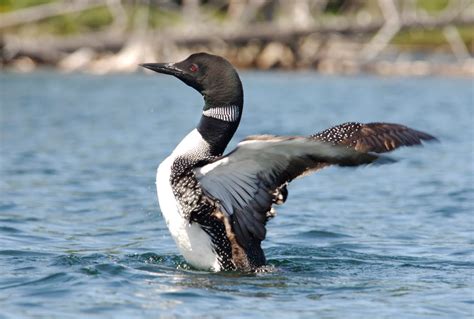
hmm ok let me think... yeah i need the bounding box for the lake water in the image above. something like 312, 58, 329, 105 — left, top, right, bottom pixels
0, 71, 473, 319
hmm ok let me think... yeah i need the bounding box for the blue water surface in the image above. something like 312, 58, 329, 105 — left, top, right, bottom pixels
0, 71, 473, 319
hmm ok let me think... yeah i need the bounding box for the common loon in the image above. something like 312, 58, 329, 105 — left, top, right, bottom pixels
141, 52, 436, 272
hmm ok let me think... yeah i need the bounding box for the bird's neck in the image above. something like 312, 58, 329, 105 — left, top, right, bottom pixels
196, 104, 242, 156
170, 104, 242, 163
173, 80, 244, 160
195, 73, 243, 156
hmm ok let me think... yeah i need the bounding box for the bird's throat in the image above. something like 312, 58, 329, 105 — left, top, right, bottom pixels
197, 109, 241, 156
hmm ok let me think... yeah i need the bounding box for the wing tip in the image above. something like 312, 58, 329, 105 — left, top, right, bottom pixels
417, 131, 439, 143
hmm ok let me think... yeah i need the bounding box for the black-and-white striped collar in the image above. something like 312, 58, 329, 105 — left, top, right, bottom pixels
203, 105, 240, 122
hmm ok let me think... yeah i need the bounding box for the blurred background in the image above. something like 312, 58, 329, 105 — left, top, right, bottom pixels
1, 0, 473, 75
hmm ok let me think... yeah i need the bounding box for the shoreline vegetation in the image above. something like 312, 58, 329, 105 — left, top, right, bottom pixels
1, 0, 473, 76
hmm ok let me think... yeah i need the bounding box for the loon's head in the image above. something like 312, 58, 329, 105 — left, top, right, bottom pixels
141, 52, 243, 110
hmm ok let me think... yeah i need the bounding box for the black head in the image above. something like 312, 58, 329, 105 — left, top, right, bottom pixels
141, 52, 243, 110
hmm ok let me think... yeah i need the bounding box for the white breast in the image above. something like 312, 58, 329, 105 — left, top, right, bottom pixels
155, 130, 221, 271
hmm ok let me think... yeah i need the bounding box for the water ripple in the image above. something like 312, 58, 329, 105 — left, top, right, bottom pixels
1, 72, 472, 318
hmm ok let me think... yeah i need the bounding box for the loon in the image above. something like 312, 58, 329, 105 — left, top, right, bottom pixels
141, 52, 436, 272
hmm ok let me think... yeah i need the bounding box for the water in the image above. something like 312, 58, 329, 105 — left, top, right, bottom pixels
0, 71, 473, 319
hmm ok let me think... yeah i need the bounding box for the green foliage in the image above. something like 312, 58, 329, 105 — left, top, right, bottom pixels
147, 6, 182, 28
16, 6, 113, 35
393, 29, 447, 47
457, 26, 474, 50
416, 0, 450, 13
41, 14, 78, 35
325, 0, 349, 14
0, 0, 112, 34
392, 26, 473, 52
75, 7, 113, 32
0, 0, 53, 13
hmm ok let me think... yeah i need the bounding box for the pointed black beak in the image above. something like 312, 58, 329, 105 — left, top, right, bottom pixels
139, 62, 184, 77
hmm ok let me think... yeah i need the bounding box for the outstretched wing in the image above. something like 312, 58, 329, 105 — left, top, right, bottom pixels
311, 122, 437, 153
194, 136, 378, 257
302, 122, 438, 175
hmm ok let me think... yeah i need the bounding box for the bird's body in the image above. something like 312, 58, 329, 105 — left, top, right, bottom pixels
141, 53, 437, 272
156, 129, 221, 270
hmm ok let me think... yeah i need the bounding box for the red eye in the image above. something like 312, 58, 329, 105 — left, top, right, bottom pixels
189, 64, 199, 72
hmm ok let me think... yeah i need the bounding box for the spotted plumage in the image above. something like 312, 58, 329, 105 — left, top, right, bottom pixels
311, 122, 435, 152
169, 155, 247, 271
142, 53, 437, 272
312, 122, 362, 143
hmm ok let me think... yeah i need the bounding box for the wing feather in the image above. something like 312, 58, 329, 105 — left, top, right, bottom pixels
312, 122, 437, 153
195, 123, 436, 252
195, 137, 378, 249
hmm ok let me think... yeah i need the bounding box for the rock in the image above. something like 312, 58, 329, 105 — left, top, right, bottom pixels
88, 39, 156, 74
256, 42, 294, 69
11, 56, 36, 72
298, 35, 321, 67
236, 41, 261, 68
58, 48, 96, 72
